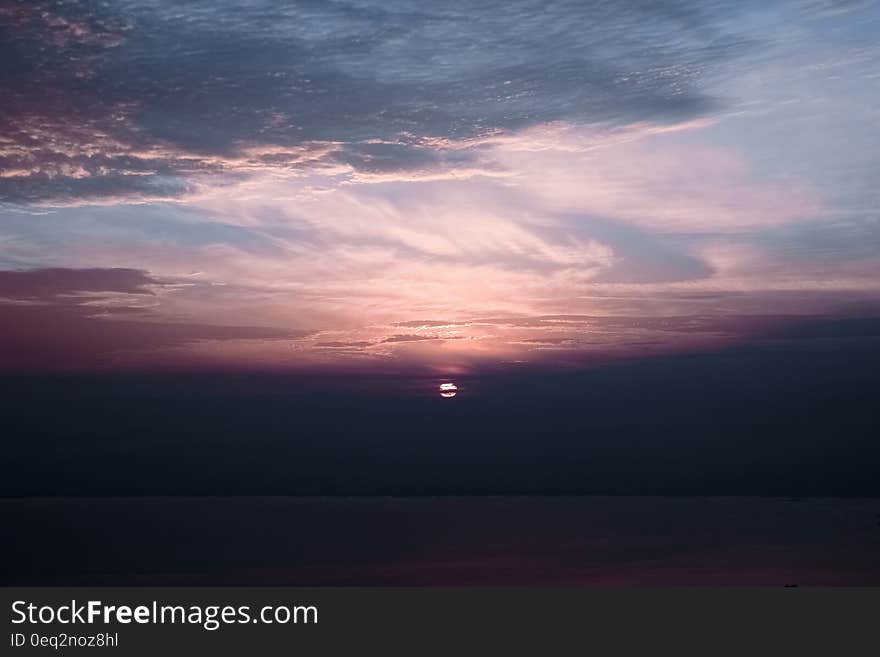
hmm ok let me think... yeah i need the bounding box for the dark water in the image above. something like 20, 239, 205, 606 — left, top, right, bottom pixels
3, 496, 879, 585
3, 339, 880, 498
3, 341, 879, 585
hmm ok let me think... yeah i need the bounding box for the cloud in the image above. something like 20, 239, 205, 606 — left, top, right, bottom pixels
481, 122, 825, 232
0, 267, 306, 370
2, 268, 878, 374
381, 334, 442, 343
0, 0, 750, 203
0, 267, 158, 299
1, 1, 877, 375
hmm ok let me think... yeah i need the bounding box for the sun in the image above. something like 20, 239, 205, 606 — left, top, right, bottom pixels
439, 382, 458, 398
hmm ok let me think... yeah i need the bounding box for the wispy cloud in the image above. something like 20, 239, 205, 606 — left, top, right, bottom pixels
1, 1, 879, 373
0, 0, 749, 204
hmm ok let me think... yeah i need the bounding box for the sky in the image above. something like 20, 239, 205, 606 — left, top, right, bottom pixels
2, 0, 880, 374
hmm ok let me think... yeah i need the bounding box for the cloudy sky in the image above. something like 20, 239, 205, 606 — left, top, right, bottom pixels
1, 0, 879, 373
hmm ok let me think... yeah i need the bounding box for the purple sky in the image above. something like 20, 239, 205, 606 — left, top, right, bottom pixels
2, 0, 879, 373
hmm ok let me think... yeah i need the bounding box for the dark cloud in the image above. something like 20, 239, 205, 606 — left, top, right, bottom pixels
381, 334, 441, 343
0, 267, 304, 370
760, 316, 880, 341
0, 0, 749, 202
0, 267, 157, 299
332, 142, 471, 174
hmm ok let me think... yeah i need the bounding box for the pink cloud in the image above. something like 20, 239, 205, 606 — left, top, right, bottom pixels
4, 118, 870, 372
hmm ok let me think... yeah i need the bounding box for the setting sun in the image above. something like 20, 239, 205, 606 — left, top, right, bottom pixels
439, 382, 458, 398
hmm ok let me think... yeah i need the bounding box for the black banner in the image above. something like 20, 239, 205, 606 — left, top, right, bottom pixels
2, 588, 877, 655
